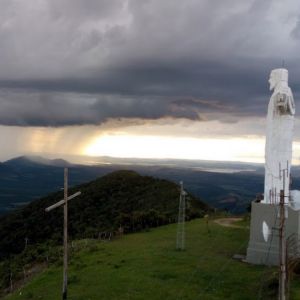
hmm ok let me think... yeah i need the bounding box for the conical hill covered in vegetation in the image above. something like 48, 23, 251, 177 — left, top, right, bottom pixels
0, 170, 209, 259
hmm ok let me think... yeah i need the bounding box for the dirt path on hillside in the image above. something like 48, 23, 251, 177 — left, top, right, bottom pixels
214, 217, 244, 228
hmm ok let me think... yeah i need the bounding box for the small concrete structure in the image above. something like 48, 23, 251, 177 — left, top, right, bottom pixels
246, 200, 300, 265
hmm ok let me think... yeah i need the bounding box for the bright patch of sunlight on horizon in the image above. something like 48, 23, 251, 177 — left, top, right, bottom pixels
84, 134, 269, 163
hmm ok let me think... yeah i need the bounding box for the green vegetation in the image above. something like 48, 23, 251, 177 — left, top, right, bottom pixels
0, 170, 208, 258
5, 218, 299, 300
0, 171, 209, 292
3, 170, 300, 299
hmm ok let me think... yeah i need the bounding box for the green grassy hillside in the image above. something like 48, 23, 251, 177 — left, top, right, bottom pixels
5, 218, 298, 300
0, 171, 209, 293
0, 170, 208, 260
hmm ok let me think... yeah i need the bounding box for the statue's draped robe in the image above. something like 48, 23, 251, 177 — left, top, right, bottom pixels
264, 85, 295, 203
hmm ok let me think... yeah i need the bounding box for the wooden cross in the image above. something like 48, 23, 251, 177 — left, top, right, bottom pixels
45, 168, 81, 300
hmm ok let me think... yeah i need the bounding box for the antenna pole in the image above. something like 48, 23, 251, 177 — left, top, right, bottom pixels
63, 168, 68, 300
176, 181, 186, 250
279, 189, 286, 300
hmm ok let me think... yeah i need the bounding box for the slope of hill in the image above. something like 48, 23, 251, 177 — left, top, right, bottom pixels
0, 170, 208, 260
4, 156, 71, 168
4, 218, 294, 300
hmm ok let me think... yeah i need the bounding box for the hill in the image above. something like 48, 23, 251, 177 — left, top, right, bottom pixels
0, 155, 263, 215
0, 170, 209, 261
0, 156, 113, 215
3, 156, 71, 168
3, 155, 300, 214
4, 218, 299, 300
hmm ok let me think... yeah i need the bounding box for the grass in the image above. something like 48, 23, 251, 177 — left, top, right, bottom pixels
3, 218, 300, 300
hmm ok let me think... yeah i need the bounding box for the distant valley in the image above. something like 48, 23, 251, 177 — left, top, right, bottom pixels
1, 155, 300, 214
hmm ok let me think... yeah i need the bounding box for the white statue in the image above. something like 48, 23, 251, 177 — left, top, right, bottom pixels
264, 68, 295, 204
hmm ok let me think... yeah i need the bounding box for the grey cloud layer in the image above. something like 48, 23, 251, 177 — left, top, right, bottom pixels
0, 91, 203, 126
0, 0, 300, 126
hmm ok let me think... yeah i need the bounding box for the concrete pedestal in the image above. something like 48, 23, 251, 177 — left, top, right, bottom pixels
246, 201, 300, 266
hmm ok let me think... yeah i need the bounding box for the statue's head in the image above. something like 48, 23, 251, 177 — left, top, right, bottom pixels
269, 68, 288, 91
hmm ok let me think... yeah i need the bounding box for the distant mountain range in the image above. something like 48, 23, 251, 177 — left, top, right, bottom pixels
1, 155, 300, 214
0, 156, 112, 215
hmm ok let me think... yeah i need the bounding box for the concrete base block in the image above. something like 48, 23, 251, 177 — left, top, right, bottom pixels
246, 201, 300, 266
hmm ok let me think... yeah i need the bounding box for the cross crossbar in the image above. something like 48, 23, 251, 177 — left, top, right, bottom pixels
45, 191, 81, 212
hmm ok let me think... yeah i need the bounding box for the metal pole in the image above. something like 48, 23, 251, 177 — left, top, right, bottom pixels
279, 189, 286, 300
176, 182, 185, 250
63, 168, 68, 300
176, 182, 182, 250
182, 185, 185, 250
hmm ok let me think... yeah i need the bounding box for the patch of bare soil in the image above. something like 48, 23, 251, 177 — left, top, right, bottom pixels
214, 217, 244, 228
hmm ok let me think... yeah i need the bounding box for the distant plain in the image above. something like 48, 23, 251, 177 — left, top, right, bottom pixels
2, 155, 300, 215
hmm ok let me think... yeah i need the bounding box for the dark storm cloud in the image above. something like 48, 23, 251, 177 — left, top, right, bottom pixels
0, 90, 202, 126
0, 0, 300, 126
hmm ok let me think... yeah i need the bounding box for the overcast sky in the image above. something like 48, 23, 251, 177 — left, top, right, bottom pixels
1, 0, 300, 162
